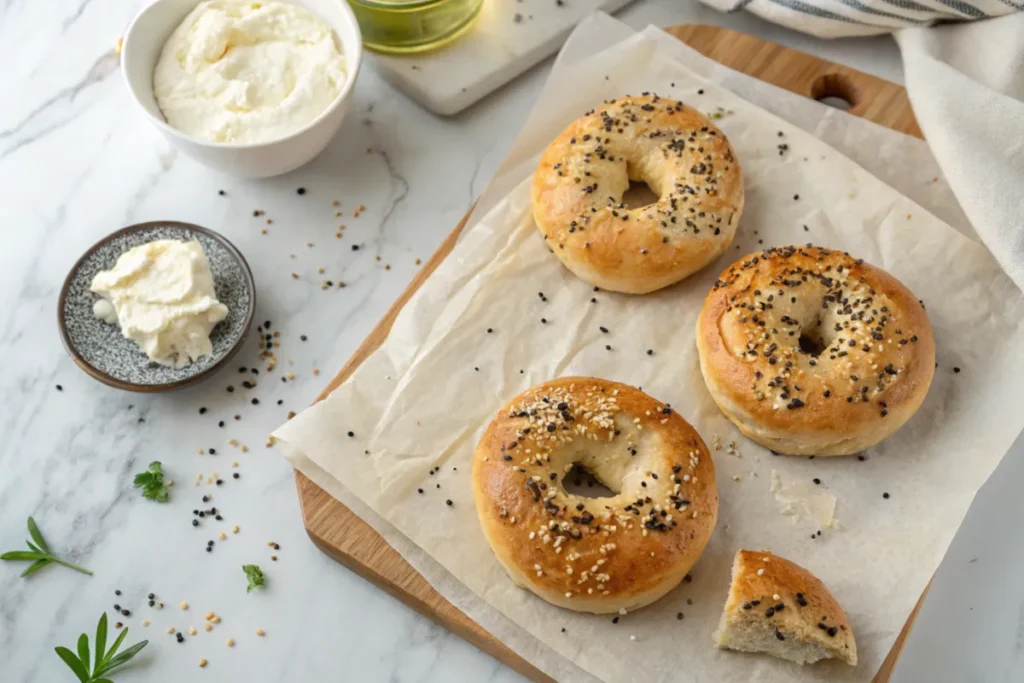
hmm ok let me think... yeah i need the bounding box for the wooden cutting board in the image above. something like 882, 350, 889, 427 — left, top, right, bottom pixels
295, 24, 924, 683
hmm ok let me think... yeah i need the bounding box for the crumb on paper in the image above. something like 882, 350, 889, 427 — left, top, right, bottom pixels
770, 470, 839, 530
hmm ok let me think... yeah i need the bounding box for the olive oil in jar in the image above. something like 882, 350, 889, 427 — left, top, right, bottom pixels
348, 0, 485, 54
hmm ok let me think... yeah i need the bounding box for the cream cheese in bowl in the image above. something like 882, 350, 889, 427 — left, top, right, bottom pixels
90, 239, 229, 368
153, 0, 348, 144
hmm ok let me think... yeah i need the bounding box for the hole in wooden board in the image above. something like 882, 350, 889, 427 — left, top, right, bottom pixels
818, 96, 852, 111
562, 462, 618, 499
811, 73, 856, 111
621, 180, 659, 210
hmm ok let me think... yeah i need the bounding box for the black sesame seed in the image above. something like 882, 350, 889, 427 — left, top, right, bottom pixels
148, 593, 155, 600
883, 492, 890, 499
297, 187, 306, 195
209, 448, 216, 455
55, 384, 63, 391
599, 326, 609, 333
301, 335, 308, 341
765, 606, 776, 617
676, 613, 684, 620
115, 589, 121, 596
742, 602, 752, 610
954, 367, 961, 373
227, 386, 234, 393
216, 479, 223, 485
199, 407, 207, 415
218, 190, 226, 196
149, 600, 155, 607
205, 546, 212, 553
192, 520, 199, 527
347, 431, 354, 437
813, 478, 821, 485
612, 616, 619, 624
218, 420, 225, 427
233, 473, 239, 479
445, 499, 453, 506
775, 629, 785, 641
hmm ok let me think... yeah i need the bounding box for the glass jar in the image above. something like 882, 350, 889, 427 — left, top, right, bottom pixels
347, 0, 485, 54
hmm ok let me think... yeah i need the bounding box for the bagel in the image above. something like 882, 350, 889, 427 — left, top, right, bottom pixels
696, 245, 935, 456
531, 94, 744, 294
471, 377, 718, 614
714, 550, 857, 666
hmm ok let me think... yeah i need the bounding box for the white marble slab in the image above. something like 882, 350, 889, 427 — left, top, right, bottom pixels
7, 0, 1015, 681
372, 0, 636, 115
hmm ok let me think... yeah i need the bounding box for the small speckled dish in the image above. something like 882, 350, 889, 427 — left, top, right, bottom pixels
58, 221, 255, 392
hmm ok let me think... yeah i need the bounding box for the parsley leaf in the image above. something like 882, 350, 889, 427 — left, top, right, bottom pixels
132, 462, 170, 503
242, 564, 265, 592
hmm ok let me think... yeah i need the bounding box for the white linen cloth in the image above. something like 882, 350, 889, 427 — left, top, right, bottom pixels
693, 3, 1024, 292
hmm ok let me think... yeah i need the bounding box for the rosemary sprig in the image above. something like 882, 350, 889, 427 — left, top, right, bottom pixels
55, 612, 148, 682
1, 517, 92, 577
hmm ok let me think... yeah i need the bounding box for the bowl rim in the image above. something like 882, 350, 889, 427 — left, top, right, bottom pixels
57, 220, 257, 393
121, 0, 364, 150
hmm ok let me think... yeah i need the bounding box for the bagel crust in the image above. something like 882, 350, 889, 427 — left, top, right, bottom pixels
696, 245, 936, 456
531, 94, 744, 294
472, 377, 718, 614
714, 550, 857, 666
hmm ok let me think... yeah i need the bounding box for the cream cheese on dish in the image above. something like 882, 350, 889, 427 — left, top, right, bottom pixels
91, 240, 229, 368
153, 0, 347, 144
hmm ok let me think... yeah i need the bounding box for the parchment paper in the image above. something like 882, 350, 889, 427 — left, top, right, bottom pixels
275, 18, 1024, 683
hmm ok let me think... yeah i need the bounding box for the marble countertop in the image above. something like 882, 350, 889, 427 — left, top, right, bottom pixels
5, 0, 1013, 681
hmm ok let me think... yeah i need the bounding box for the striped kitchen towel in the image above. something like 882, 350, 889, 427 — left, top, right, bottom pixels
699, 0, 1020, 36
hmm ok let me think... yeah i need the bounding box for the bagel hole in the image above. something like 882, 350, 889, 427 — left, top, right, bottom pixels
621, 180, 660, 210
798, 328, 828, 357
562, 463, 618, 499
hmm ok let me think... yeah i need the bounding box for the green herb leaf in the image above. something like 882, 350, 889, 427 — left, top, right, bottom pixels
95, 640, 148, 676
57, 614, 148, 683
21, 558, 53, 577
102, 628, 128, 669
1, 550, 49, 561
2, 518, 92, 578
27, 516, 50, 552
242, 564, 265, 592
94, 613, 108, 675
77, 633, 91, 674
133, 462, 170, 503
54, 646, 89, 683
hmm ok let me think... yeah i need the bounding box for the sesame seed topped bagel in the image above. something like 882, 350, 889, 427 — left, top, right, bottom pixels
531, 94, 744, 294
696, 245, 936, 456
471, 377, 718, 614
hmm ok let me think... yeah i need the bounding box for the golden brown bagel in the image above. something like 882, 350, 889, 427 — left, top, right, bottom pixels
714, 550, 857, 666
471, 377, 718, 613
696, 245, 935, 456
531, 94, 744, 294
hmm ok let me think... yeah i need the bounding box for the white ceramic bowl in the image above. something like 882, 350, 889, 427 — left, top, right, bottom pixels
121, 0, 362, 178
